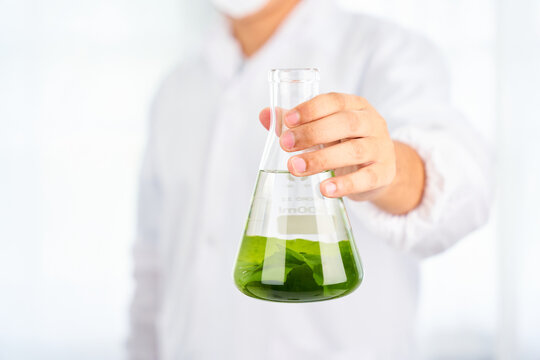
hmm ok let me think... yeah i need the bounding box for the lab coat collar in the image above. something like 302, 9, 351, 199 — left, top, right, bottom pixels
202, 16, 243, 83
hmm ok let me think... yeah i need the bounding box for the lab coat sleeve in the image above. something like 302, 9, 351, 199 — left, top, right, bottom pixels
126, 103, 163, 360
346, 28, 493, 258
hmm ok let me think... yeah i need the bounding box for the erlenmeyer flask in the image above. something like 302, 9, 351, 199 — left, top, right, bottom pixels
233, 68, 363, 302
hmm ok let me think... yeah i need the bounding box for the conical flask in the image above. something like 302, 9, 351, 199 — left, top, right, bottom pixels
233, 68, 363, 302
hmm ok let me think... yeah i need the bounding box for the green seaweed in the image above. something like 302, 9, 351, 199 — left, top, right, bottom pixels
234, 235, 363, 303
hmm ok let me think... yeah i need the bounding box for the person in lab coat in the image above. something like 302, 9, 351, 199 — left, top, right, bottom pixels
128, 0, 492, 359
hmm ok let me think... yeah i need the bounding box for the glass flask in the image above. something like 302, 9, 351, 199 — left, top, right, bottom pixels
233, 68, 363, 303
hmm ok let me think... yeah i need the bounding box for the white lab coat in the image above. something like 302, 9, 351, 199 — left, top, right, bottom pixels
127, 0, 492, 359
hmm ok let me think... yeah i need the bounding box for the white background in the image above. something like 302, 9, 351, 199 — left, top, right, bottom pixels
1, 0, 539, 359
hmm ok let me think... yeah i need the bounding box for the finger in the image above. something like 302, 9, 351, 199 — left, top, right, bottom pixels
284, 92, 368, 128
259, 107, 271, 130
279, 110, 373, 152
287, 138, 378, 176
259, 107, 286, 136
319, 162, 395, 198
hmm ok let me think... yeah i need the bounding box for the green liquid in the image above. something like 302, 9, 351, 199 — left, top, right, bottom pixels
234, 235, 363, 303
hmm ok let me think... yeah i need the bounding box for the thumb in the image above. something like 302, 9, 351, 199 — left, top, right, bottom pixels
259, 107, 271, 130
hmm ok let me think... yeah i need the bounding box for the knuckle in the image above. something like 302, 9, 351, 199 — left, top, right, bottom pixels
356, 96, 368, 106
385, 162, 397, 184
340, 175, 356, 193
364, 167, 379, 189
329, 92, 346, 108
327, 91, 339, 99
308, 98, 322, 116
298, 125, 316, 147
345, 111, 361, 134
305, 152, 324, 172
365, 136, 382, 157
305, 124, 318, 141
370, 138, 382, 155
299, 97, 318, 120
351, 139, 365, 161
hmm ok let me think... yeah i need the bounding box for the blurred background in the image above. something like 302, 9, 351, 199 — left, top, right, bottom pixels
0, 0, 539, 359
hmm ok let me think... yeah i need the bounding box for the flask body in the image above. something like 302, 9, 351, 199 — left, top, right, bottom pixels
233, 69, 363, 302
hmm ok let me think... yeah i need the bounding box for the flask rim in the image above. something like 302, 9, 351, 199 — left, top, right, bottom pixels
268, 68, 320, 83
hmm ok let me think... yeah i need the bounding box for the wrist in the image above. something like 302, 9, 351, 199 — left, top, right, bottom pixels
370, 141, 425, 215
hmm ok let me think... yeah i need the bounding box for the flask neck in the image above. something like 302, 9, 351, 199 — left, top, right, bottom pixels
260, 68, 320, 172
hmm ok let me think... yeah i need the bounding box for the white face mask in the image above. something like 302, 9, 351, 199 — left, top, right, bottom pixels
211, 0, 270, 18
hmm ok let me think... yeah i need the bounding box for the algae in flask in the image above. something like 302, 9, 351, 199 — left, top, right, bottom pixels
233, 69, 363, 303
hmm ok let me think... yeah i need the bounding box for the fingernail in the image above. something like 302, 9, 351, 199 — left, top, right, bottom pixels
285, 111, 300, 126
324, 182, 337, 195
291, 157, 306, 173
280, 131, 295, 150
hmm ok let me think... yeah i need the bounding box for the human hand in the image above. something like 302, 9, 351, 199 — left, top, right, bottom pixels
259, 93, 398, 202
